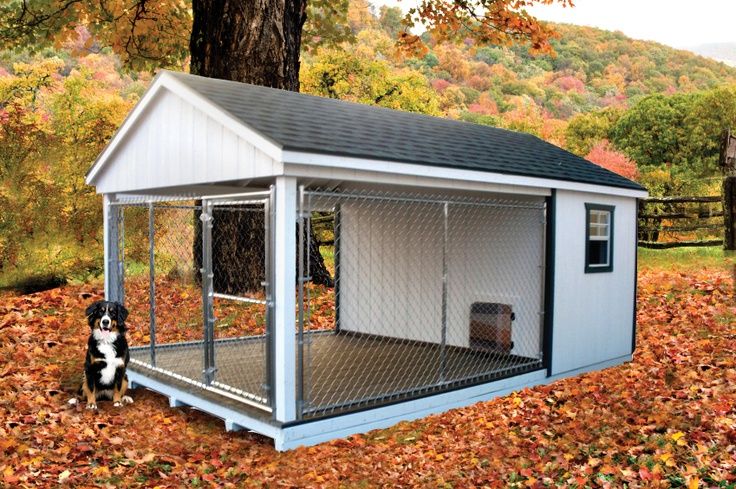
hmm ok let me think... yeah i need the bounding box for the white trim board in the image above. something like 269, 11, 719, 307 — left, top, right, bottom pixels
283, 152, 648, 199
127, 353, 631, 451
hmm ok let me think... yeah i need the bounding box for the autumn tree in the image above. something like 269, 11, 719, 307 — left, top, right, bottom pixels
585, 140, 639, 181
301, 49, 440, 115
0, 54, 136, 289
0, 0, 572, 292
565, 108, 623, 156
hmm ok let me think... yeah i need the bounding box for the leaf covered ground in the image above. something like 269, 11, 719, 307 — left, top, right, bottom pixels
1, 266, 736, 488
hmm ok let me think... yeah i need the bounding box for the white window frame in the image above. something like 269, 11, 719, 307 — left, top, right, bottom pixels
585, 204, 614, 273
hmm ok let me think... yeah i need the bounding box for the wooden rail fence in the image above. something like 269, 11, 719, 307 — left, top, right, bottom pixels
638, 196, 724, 249
313, 198, 728, 250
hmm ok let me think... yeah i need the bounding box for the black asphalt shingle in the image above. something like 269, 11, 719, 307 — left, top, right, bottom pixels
168, 71, 645, 192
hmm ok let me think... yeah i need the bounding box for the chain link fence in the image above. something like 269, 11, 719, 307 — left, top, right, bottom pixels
298, 188, 547, 418
106, 186, 547, 421
110, 193, 272, 411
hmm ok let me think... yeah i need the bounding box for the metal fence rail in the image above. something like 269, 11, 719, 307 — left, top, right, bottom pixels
109, 192, 273, 412
297, 188, 547, 418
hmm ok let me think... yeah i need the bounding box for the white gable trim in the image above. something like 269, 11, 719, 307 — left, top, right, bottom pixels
86, 71, 283, 186
282, 151, 649, 199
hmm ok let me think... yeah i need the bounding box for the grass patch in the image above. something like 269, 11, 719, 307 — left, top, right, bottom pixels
319, 245, 335, 276
638, 246, 736, 272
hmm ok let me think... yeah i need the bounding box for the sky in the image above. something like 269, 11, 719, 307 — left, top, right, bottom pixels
371, 0, 736, 49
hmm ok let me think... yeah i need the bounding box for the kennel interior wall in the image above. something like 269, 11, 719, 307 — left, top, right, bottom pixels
333, 197, 545, 357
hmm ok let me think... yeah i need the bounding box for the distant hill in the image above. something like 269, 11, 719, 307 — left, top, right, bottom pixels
411, 22, 736, 137
690, 43, 736, 67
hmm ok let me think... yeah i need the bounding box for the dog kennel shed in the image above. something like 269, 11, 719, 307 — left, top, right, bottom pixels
86, 70, 647, 450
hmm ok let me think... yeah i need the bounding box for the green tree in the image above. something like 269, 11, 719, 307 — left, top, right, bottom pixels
301, 49, 440, 115
610, 94, 694, 171
565, 108, 623, 156
611, 87, 736, 194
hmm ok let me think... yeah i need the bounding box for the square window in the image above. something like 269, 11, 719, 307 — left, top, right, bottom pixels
585, 204, 614, 273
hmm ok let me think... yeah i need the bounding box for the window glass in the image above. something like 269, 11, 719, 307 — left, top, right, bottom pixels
585, 205, 614, 272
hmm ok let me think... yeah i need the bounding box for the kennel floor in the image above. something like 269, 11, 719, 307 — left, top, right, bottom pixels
129, 331, 542, 419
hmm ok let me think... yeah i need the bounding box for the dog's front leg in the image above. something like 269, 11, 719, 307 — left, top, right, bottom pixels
82, 373, 97, 410
112, 369, 133, 407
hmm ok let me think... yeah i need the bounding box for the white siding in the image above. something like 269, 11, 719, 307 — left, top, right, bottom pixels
93, 89, 280, 194
446, 204, 544, 357
551, 190, 637, 375
338, 199, 545, 357
338, 201, 443, 343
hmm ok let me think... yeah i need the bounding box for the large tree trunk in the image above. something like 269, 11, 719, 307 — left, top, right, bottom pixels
190, 0, 304, 90
190, 0, 333, 292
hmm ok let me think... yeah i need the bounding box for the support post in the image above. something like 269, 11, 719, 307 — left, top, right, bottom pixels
721, 130, 736, 250
103, 194, 113, 300
201, 200, 216, 385
724, 177, 736, 250
148, 202, 157, 366
439, 202, 449, 382
273, 177, 297, 422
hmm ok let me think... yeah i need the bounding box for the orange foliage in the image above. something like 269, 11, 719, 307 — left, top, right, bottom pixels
468, 92, 499, 115
555, 75, 586, 93
586, 139, 640, 181
399, 0, 573, 57
2, 267, 736, 486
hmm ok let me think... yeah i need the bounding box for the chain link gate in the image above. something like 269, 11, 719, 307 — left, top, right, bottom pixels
297, 188, 547, 418
110, 190, 274, 412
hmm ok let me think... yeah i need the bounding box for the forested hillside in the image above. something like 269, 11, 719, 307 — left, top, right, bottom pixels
2, 0, 736, 286
301, 2, 736, 195
303, 4, 736, 143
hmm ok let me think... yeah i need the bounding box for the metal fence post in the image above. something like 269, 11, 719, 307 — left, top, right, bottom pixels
106, 200, 124, 304
103, 195, 114, 300
264, 186, 275, 407
117, 208, 125, 304
201, 200, 216, 385
296, 185, 306, 418
148, 202, 157, 366
439, 201, 449, 382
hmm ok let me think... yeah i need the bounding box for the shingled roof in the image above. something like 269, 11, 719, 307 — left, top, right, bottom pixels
167, 71, 645, 191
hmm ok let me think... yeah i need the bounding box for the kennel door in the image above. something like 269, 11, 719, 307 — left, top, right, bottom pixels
201, 191, 274, 410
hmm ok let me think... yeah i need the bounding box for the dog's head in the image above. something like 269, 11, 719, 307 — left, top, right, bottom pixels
85, 300, 129, 335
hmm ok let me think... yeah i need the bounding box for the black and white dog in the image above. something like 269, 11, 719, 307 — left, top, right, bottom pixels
70, 300, 133, 410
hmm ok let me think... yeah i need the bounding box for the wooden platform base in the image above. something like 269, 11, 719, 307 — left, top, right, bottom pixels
130, 331, 541, 417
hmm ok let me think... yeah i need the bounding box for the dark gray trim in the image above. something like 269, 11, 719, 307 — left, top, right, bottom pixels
584, 203, 615, 274
281, 365, 545, 426
632, 198, 639, 354
543, 190, 556, 377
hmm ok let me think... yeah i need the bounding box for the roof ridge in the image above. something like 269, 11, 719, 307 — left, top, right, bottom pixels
164, 70, 536, 137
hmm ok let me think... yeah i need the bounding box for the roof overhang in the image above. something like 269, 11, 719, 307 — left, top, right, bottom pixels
282, 151, 649, 199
